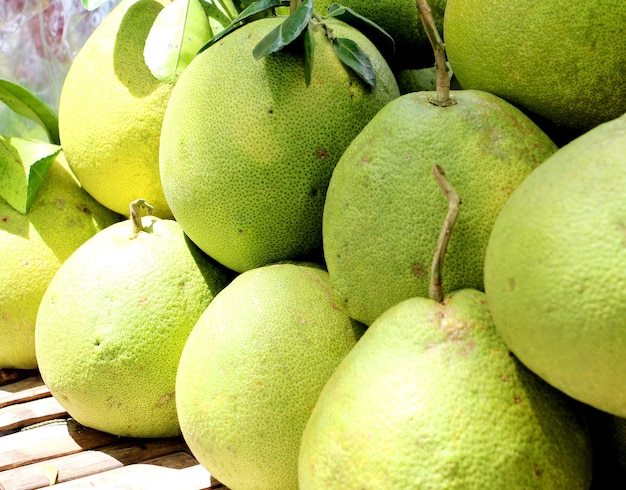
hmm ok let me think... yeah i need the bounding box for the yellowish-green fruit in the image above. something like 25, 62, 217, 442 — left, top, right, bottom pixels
322, 90, 557, 326
444, 0, 626, 138
484, 113, 626, 416
159, 16, 400, 273
35, 215, 229, 437
58, 0, 174, 218
314, 0, 447, 69
299, 289, 593, 489
0, 153, 119, 369
176, 263, 365, 490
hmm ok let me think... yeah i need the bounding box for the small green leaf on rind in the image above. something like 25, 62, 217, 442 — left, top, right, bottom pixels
332, 37, 376, 90
326, 3, 395, 60
0, 137, 61, 214
0, 80, 59, 145
303, 24, 315, 86
252, 0, 314, 60
144, 0, 214, 83
199, 0, 287, 53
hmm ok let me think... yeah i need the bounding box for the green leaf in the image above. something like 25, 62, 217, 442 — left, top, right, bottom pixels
199, 0, 288, 54
144, 0, 215, 83
0, 80, 59, 145
81, 0, 112, 11
252, 0, 314, 59
326, 3, 394, 60
199, 0, 237, 36
332, 37, 376, 90
0, 137, 61, 214
303, 24, 315, 86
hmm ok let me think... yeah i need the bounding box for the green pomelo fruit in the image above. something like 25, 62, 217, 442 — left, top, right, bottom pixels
0, 153, 119, 369
176, 263, 365, 490
444, 0, 626, 140
484, 113, 626, 416
323, 90, 557, 326
58, 0, 175, 218
299, 289, 593, 489
35, 215, 229, 437
314, 0, 447, 70
159, 16, 400, 273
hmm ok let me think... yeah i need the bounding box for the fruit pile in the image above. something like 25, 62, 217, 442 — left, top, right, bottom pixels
1, 0, 625, 488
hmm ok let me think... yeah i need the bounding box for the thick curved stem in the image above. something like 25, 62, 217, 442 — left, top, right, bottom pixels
415, 0, 454, 106
429, 165, 461, 303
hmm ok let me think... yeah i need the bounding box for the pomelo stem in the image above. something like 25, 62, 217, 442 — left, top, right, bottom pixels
429, 165, 461, 303
130, 198, 154, 236
415, 0, 454, 107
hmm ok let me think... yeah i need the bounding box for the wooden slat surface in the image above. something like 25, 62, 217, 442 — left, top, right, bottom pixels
0, 369, 225, 490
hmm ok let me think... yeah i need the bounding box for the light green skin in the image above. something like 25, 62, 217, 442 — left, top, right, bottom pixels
0, 158, 120, 369
299, 289, 593, 489
484, 113, 626, 416
444, 0, 626, 136
35, 217, 229, 438
159, 16, 400, 273
176, 263, 365, 490
323, 90, 557, 326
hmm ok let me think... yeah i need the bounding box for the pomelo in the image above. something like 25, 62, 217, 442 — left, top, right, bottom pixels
322, 89, 557, 326
484, 113, 626, 416
35, 209, 229, 437
58, 0, 175, 218
159, 15, 400, 273
444, 0, 626, 140
176, 262, 365, 489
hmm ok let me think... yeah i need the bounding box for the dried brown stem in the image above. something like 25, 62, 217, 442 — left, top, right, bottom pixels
429, 165, 461, 302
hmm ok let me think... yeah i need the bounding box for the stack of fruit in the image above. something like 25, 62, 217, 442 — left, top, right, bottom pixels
1, 0, 625, 488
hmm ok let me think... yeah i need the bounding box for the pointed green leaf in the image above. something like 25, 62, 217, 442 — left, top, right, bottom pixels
81, 0, 113, 11
0, 137, 61, 214
333, 37, 376, 90
252, 0, 314, 59
303, 24, 315, 86
200, 0, 237, 36
0, 80, 59, 145
144, 0, 214, 83
326, 3, 394, 60
199, 0, 288, 54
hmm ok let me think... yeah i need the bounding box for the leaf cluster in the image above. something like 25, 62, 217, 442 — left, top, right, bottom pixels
0, 80, 61, 215
200, 0, 394, 90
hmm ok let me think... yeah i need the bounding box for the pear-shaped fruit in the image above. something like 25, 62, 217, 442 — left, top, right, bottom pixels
299, 288, 593, 488
484, 113, 626, 416
322, 89, 557, 326
176, 262, 365, 490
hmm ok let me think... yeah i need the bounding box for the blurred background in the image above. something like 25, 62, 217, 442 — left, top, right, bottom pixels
0, 0, 122, 140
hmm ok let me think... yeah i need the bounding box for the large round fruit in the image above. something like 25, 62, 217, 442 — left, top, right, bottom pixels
58, 0, 175, 218
299, 289, 593, 489
444, 0, 626, 139
35, 215, 229, 437
176, 262, 365, 489
159, 16, 400, 273
322, 90, 557, 326
484, 113, 626, 416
